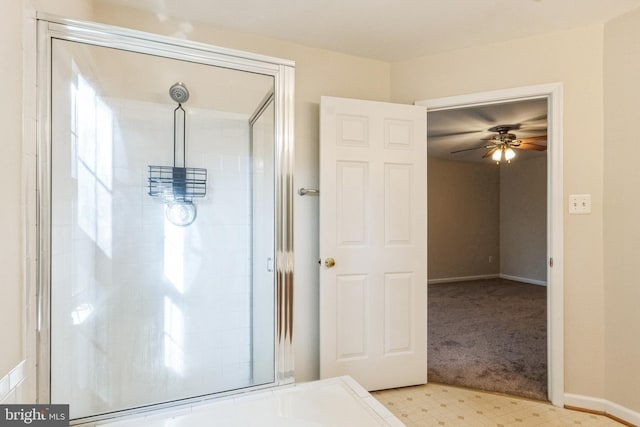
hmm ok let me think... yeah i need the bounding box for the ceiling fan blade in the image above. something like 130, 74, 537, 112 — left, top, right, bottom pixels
518, 135, 547, 143
520, 124, 548, 132
467, 110, 498, 123
450, 145, 490, 154
430, 130, 484, 138
516, 142, 547, 151
525, 113, 548, 123
488, 124, 520, 133
482, 147, 498, 159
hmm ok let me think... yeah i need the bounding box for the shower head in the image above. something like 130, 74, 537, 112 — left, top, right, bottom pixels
169, 82, 189, 104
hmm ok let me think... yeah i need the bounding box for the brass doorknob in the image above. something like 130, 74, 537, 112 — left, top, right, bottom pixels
324, 258, 336, 268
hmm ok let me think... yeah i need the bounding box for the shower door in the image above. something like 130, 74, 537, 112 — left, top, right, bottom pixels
39, 18, 294, 423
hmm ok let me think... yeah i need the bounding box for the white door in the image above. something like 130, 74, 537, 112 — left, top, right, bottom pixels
319, 96, 427, 391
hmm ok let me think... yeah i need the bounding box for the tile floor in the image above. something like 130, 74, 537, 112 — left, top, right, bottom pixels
373, 383, 624, 427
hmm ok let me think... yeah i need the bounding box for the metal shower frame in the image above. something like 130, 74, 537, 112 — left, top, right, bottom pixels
35, 14, 295, 424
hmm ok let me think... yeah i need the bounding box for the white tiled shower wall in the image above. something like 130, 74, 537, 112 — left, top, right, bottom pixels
49, 86, 267, 418
0, 361, 30, 404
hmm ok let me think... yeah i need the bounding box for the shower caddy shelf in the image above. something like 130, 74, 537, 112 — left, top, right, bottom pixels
147, 165, 207, 201
147, 82, 207, 225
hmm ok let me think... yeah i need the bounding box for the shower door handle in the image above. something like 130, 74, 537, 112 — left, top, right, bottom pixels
324, 258, 336, 268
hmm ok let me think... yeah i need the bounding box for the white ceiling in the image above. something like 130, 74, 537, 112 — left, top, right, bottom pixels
98, 0, 640, 61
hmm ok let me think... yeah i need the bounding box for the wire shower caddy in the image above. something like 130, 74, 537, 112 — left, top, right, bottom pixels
147, 91, 207, 204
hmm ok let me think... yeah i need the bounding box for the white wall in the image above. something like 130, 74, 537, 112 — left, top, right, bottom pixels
53, 97, 260, 417
392, 25, 606, 400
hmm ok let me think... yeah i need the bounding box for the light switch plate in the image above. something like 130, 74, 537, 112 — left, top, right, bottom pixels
569, 194, 591, 214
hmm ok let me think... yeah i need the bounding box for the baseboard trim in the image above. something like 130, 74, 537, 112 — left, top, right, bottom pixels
428, 274, 499, 284
499, 274, 547, 286
564, 393, 640, 426
427, 274, 548, 286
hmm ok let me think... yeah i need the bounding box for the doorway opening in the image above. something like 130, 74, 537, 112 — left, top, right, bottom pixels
427, 99, 547, 400
417, 83, 564, 406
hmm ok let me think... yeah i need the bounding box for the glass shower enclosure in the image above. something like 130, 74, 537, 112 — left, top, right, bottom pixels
37, 17, 294, 423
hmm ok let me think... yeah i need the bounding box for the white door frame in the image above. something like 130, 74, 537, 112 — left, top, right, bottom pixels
416, 82, 564, 407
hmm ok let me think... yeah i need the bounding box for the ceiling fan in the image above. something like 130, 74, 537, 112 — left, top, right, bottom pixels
451, 124, 547, 163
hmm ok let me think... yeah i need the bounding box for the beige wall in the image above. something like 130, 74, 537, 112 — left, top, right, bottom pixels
428, 155, 547, 284
500, 157, 547, 283
30, 0, 94, 17
392, 26, 606, 398
603, 7, 640, 412
427, 157, 500, 279
0, 0, 25, 377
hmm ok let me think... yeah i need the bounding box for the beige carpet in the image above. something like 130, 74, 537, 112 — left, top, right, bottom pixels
428, 278, 548, 401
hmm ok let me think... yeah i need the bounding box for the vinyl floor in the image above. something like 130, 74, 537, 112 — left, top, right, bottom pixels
374, 383, 624, 427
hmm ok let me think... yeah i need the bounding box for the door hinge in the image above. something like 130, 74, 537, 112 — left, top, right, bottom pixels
549, 257, 554, 268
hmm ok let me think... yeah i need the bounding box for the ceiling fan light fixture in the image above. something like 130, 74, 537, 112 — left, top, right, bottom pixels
492, 148, 503, 163
504, 147, 516, 162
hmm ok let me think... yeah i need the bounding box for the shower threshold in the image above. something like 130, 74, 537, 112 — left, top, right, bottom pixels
84, 376, 403, 427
